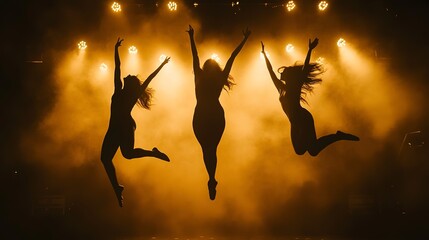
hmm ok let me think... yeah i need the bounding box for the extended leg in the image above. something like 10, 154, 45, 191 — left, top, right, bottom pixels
307, 131, 359, 156
202, 145, 218, 200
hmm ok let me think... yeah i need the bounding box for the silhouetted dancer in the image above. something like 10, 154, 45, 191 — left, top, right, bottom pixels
187, 25, 251, 200
261, 38, 359, 156
101, 38, 170, 207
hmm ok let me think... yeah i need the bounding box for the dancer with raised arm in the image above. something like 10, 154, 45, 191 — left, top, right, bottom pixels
261, 38, 359, 156
101, 38, 170, 207
187, 25, 251, 200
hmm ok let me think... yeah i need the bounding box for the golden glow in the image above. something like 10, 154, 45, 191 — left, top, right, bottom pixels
286, 1, 296, 11
285, 43, 294, 53
260, 51, 270, 60
167, 1, 177, 11
77, 41, 87, 50
100, 63, 108, 72
128, 46, 138, 54
210, 53, 221, 63
337, 38, 346, 47
318, 1, 328, 11
193, 2, 199, 7
316, 57, 325, 64
111, 2, 121, 12
232, 1, 240, 7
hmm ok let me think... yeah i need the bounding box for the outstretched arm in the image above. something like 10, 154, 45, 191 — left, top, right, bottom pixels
261, 41, 283, 92
223, 28, 251, 76
187, 25, 200, 73
114, 38, 124, 93
303, 38, 318, 72
141, 56, 171, 90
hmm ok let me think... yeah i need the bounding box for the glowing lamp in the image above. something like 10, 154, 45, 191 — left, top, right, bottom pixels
168, 1, 177, 11
210, 53, 221, 63
337, 38, 346, 47
285, 44, 294, 53
100, 63, 108, 72
286, 1, 295, 11
111, 2, 121, 12
128, 46, 138, 54
318, 1, 328, 11
78, 41, 87, 50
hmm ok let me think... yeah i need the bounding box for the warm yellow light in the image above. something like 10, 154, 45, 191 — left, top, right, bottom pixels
316, 57, 325, 64
260, 51, 270, 60
78, 41, 87, 50
111, 2, 121, 12
286, 1, 296, 11
337, 38, 346, 47
128, 46, 138, 54
318, 1, 328, 11
159, 54, 167, 63
168, 1, 177, 11
232, 1, 240, 7
211, 53, 221, 63
193, 2, 199, 7
100, 63, 108, 72
285, 43, 294, 53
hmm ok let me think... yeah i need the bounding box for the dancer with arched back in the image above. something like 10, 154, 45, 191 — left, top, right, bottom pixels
101, 38, 170, 207
187, 25, 251, 200
261, 38, 359, 156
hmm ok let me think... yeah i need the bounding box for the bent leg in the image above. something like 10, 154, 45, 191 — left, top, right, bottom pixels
308, 131, 360, 156
101, 130, 124, 207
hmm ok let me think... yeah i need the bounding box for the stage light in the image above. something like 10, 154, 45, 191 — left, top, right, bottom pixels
318, 1, 328, 11
168, 1, 177, 11
337, 38, 346, 47
111, 2, 121, 12
128, 46, 138, 54
286, 1, 296, 11
193, 2, 199, 7
232, 1, 240, 7
100, 63, 108, 72
78, 41, 87, 50
159, 54, 167, 63
285, 43, 294, 53
211, 53, 221, 63
316, 57, 325, 64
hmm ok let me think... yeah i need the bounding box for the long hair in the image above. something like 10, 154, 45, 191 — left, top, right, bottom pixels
124, 75, 154, 109
278, 62, 324, 104
202, 59, 235, 91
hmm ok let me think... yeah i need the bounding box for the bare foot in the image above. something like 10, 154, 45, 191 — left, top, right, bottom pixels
115, 185, 124, 207
208, 179, 218, 200
337, 131, 360, 141
152, 147, 170, 162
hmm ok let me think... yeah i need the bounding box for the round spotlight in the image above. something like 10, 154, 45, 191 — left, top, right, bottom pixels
100, 63, 108, 72
159, 54, 167, 63
210, 53, 221, 63
78, 41, 87, 50
168, 1, 177, 11
193, 2, 199, 7
285, 43, 294, 53
337, 38, 346, 47
111, 2, 121, 12
318, 1, 328, 11
286, 1, 296, 11
128, 46, 138, 54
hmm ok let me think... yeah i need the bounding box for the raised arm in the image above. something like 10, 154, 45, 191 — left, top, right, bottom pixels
303, 38, 318, 72
114, 38, 124, 93
261, 41, 284, 92
187, 25, 200, 73
223, 28, 251, 76
141, 56, 171, 90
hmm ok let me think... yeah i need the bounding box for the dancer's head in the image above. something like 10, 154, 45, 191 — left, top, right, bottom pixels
123, 75, 153, 109
202, 59, 235, 90
278, 63, 324, 104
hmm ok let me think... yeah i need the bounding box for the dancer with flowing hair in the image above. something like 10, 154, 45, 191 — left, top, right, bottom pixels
187, 25, 251, 200
261, 38, 359, 156
101, 38, 170, 207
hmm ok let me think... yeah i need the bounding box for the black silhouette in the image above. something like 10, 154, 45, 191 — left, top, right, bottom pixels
261, 38, 359, 156
187, 25, 251, 200
101, 38, 170, 207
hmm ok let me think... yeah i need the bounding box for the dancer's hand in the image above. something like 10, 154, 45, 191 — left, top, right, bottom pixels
162, 56, 171, 65
186, 25, 194, 37
115, 37, 124, 48
243, 27, 251, 38
309, 38, 318, 50
261, 41, 265, 54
